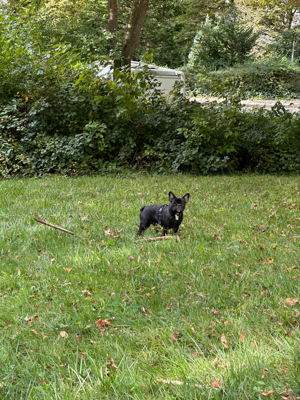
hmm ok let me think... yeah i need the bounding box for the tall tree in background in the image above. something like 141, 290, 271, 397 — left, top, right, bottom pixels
188, 11, 259, 71
107, 0, 150, 58
108, 0, 118, 47
122, 0, 149, 58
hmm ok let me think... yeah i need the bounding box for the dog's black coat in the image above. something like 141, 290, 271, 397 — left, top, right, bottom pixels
137, 191, 190, 236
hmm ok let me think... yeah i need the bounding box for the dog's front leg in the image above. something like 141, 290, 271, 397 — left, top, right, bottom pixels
162, 228, 168, 236
174, 226, 180, 242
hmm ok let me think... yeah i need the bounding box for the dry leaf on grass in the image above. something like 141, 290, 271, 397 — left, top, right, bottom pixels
286, 298, 298, 306
221, 333, 228, 348
104, 226, 120, 238
239, 332, 244, 343
212, 380, 221, 389
66, 267, 72, 273
142, 307, 151, 318
31, 329, 38, 335
95, 318, 111, 331
82, 290, 92, 297
171, 333, 178, 341
108, 361, 118, 370
59, 331, 68, 338
261, 390, 275, 396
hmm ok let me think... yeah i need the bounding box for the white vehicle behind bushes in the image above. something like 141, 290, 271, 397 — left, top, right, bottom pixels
95, 60, 185, 96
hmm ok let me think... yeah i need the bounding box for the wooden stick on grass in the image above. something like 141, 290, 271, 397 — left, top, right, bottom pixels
34, 218, 86, 240
136, 232, 203, 243
136, 235, 180, 242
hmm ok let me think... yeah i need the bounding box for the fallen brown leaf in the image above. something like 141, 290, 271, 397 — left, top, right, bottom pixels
95, 318, 111, 331
59, 331, 68, 338
221, 333, 228, 348
286, 298, 298, 306
262, 390, 275, 396
212, 380, 221, 389
108, 361, 118, 370
104, 227, 111, 236
76, 334, 82, 342
82, 290, 92, 297
142, 307, 151, 318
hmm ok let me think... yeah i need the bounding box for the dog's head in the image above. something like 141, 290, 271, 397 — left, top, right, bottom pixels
169, 191, 190, 220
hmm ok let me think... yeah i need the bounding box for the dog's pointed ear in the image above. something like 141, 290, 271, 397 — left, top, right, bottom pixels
183, 193, 190, 203
169, 191, 176, 202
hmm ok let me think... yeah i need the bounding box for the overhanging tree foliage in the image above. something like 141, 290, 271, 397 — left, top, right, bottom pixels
246, 0, 300, 29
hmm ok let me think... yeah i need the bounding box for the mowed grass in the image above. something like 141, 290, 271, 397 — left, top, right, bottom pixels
0, 174, 300, 399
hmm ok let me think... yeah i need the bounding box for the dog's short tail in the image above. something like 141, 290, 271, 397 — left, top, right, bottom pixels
140, 206, 145, 212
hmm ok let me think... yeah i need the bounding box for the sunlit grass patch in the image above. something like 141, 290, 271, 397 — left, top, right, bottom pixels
0, 174, 300, 399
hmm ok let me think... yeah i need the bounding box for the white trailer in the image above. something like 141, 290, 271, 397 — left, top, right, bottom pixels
95, 60, 185, 96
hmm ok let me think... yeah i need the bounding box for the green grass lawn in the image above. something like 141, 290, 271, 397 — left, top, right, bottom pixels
1, 174, 300, 399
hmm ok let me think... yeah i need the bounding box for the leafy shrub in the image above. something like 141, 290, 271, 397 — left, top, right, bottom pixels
191, 58, 300, 99
134, 92, 300, 174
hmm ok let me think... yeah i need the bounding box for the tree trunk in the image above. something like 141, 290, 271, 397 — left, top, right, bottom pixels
122, 0, 149, 59
108, 0, 118, 48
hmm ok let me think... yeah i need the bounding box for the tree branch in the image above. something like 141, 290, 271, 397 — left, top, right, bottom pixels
34, 218, 86, 240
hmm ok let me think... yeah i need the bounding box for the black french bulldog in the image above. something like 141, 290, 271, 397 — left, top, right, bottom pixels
137, 191, 190, 236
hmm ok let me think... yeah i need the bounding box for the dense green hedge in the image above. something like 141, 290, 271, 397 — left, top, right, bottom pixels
1, 86, 300, 176
189, 59, 300, 99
